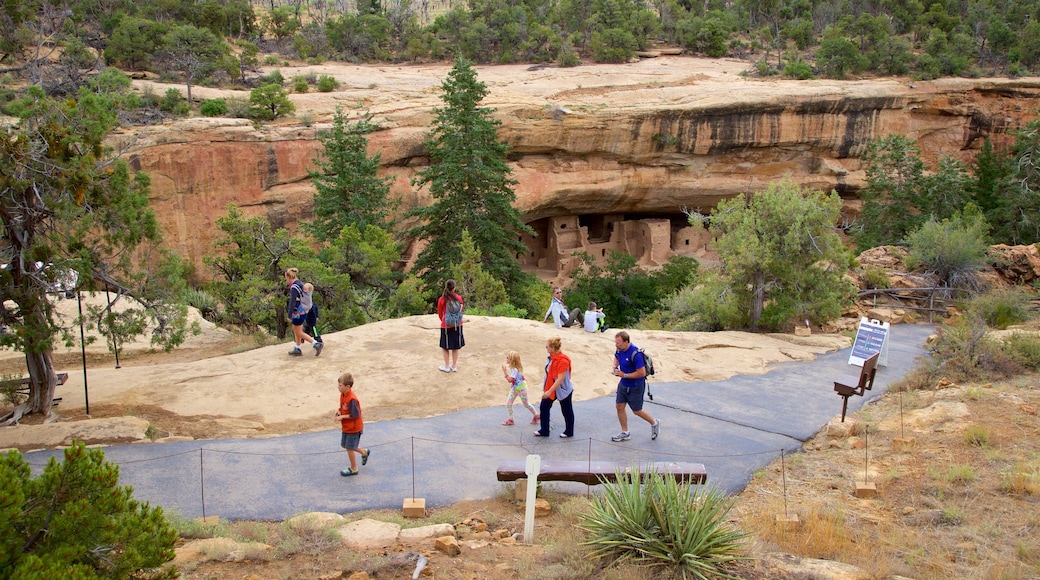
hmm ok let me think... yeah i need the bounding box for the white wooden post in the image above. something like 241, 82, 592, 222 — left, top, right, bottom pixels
523, 454, 541, 544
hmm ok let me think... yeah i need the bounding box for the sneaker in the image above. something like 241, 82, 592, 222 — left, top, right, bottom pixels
530, 414, 540, 424
532, 431, 549, 437
438, 365, 451, 373
361, 449, 371, 466
502, 418, 515, 426
450, 366, 457, 372
314, 341, 324, 357
599, 324, 610, 333
288, 348, 302, 356
651, 419, 660, 440
611, 431, 631, 442
340, 468, 358, 477
559, 433, 572, 438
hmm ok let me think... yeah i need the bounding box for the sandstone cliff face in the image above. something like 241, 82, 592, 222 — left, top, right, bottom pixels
117, 59, 1040, 276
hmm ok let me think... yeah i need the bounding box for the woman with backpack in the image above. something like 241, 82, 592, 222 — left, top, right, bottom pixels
284, 268, 322, 357
437, 279, 465, 372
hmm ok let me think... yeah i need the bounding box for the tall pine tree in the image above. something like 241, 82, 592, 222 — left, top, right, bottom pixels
306, 109, 396, 239
407, 58, 534, 295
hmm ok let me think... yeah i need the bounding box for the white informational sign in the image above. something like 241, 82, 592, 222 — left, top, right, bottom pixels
848, 317, 890, 367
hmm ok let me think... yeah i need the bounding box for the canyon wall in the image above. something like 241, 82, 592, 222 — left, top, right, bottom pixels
117, 59, 1040, 277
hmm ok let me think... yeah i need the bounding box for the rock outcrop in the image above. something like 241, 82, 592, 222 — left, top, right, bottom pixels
116, 60, 1040, 276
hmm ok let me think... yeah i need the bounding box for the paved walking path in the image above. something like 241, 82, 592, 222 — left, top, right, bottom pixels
25, 324, 934, 521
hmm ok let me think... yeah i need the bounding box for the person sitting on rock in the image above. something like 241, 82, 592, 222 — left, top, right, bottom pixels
542, 286, 582, 328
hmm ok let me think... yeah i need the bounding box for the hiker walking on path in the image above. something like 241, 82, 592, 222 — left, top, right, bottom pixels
534, 336, 575, 438
285, 268, 322, 357
501, 351, 539, 426
335, 372, 370, 476
611, 331, 659, 442
302, 282, 323, 346
437, 279, 465, 372
542, 286, 582, 328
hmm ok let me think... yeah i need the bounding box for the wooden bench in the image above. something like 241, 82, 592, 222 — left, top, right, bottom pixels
8, 372, 69, 406
833, 352, 879, 422
496, 459, 707, 486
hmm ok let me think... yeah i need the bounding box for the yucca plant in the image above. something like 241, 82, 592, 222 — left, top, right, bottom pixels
579, 467, 750, 579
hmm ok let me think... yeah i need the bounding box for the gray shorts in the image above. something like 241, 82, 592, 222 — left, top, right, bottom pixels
340, 431, 362, 450
616, 382, 646, 411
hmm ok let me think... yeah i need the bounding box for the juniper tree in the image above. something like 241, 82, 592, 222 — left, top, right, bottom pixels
0, 87, 192, 424
707, 179, 855, 331
0, 442, 177, 577
407, 58, 534, 295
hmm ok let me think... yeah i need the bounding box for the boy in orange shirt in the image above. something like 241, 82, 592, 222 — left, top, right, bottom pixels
335, 373, 370, 476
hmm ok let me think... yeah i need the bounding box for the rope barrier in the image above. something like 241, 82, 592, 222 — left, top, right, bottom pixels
24, 434, 795, 465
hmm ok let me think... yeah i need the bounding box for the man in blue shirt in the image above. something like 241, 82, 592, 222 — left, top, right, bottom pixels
610, 331, 660, 442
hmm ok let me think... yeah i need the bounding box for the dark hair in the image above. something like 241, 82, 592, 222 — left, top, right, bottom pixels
615, 330, 630, 343
443, 279, 457, 301
588, 301, 597, 310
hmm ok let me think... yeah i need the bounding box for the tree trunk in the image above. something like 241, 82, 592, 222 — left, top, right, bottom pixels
750, 269, 766, 331
20, 303, 59, 421
25, 350, 58, 420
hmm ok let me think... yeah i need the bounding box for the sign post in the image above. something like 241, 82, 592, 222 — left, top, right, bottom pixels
523, 454, 541, 544
849, 317, 890, 367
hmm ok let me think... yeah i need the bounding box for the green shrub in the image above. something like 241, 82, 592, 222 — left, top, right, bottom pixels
184, 288, 218, 320
317, 74, 339, 92
903, 205, 990, 289
1002, 332, 1040, 370
199, 98, 227, 117
488, 302, 528, 319
263, 55, 281, 65
139, 84, 160, 108
580, 467, 749, 578
261, 69, 284, 86
783, 59, 814, 79
755, 59, 778, 76
159, 87, 185, 113
557, 42, 581, 67
1, 372, 26, 406
861, 266, 890, 289
292, 76, 309, 93
661, 271, 744, 331
225, 97, 252, 118
0, 442, 177, 577
964, 287, 1033, 329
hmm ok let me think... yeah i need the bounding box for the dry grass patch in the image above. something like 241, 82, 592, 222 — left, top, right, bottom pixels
732, 373, 1040, 579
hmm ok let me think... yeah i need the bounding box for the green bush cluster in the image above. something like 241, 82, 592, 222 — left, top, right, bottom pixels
0, 442, 177, 577
316, 74, 339, 92
963, 287, 1034, 329
920, 289, 1040, 384
200, 98, 227, 117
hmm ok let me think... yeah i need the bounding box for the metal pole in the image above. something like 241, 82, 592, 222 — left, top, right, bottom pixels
77, 289, 89, 416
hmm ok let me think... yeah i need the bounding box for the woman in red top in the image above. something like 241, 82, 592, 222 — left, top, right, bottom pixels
436, 279, 465, 372
534, 336, 575, 438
